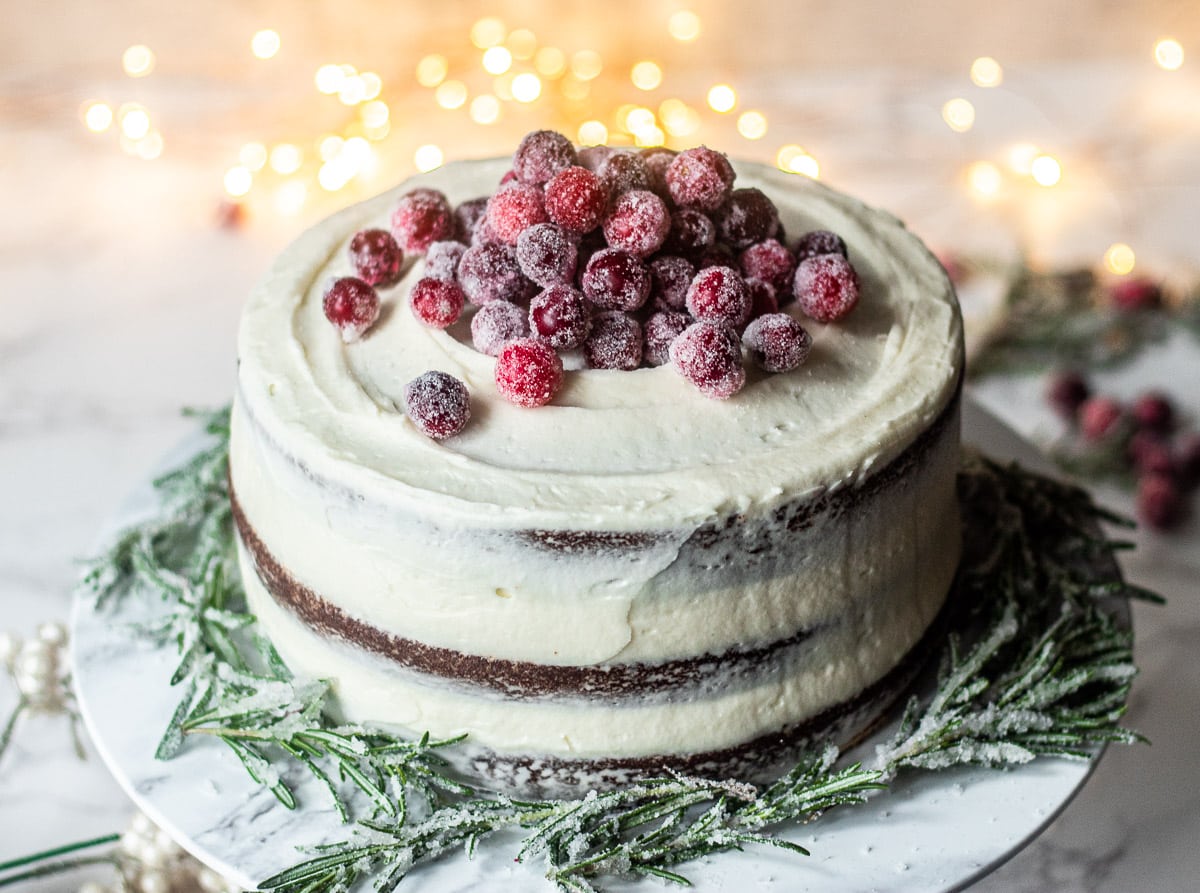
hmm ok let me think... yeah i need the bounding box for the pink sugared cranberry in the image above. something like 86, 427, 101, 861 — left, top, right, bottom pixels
516, 223, 578, 288
495, 338, 564, 407
643, 310, 690, 367
454, 198, 489, 243
584, 311, 643, 370
686, 265, 752, 328
322, 277, 380, 342
1077, 395, 1124, 441
577, 145, 615, 172
486, 183, 549, 246
1131, 391, 1175, 435
598, 151, 652, 196
391, 189, 455, 254
794, 230, 848, 263
544, 166, 608, 234
743, 313, 812, 373
581, 248, 652, 311
403, 371, 471, 440
458, 242, 532, 306
471, 300, 529, 356
349, 229, 404, 287
1110, 277, 1162, 312
793, 254, 859, 323
530, 284, 592, 350
512, 130, 577, 186
640, 147, 677, 199
1045, 370, 1091, 422
662, 209, 716, 258
1137, 473, 1185, 531
739, 239, 796, 296
745, 277, 779, 321
649, 256, 696, 312
665, 146, 735, 212
669, 320, 746, 399
424, 240, 466, 282
409, 277, 465, 329
603, 190, 671, 258
716, 188, 780, 249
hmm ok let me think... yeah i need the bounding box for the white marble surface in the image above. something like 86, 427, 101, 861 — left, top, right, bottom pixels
2, 55, 1199, 892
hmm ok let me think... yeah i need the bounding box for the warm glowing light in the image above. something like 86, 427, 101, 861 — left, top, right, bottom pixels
269, 143, 303, 174
631, 61, 663, 91
83, 102, 113, 133
275, 180, 307, 216
578, 120, 608, 145
482, 46, 513, 75
224, 166, 253, 197
942, 98, 975, 132
967, 161, 1002, 196
315, 64, 345, 94
135, 131, 164, 160
970, 56, 1003, 87
338, 76, 368, 106
737, 110, 768, 140
560, 76, 590, 101
470, 17, 506, 49
251, 29, 281, 60
470, 94, 501, 124
507, 28, 538, 60
319, 135, 345, 162
625, 107, 656, 132
416, 54, 449, 87
1154, 38, 1185, 70
435, 80, 468, 109
414, 144, 444, 172
493, 74, 515, 101
343, 137, 372, 168
512, 73, 542, 103
122, 45, 155, 78
240, 142, 268, 171
570, 50, 603, 80
318, 159, 354, 192
1007, 142, 1040, 174
119, 105, 151, 140
634, 125, 666, 147
668, 10, 702, 41
707, 84, 737, 113
776, 145, 819, 178
659, 98, 700, 137
1031, 154, 1062, 186
360, 100, 389, 128
364, 121, 390, 141
535, 47, 566, 78
360, 72, 382, 100
1105, 243, 1136, 275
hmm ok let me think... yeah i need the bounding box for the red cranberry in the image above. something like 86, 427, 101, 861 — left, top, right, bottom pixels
739, 239, 796, 296
669, 321, 746, 399
581, 248, 651, 311
584, 311, 643, 370
486, 183, 549, 246
1131, 436, 1177, 478
1110, 277, 1162, 312
577, 145, 615, 172
598, 151, 652, 196
698, 242, 736, 270
716, 188, 780, 249
544, 166, 608, 234
495, 338, 564, 407
602, 190, 671, 258
742, 313, 812, 373
512, 130, 577, 186
530, 284, 592, 350
349, 229, 404, 287
643, 311, 691, 367
649, 256, 696, 312
686, 266, 752, 328
391, 189, 455, 254
424, 240, 466, 282
403, 371, 471, 439
458, 242, 532, 305
322, 277, 380, 342
454, 197, 489, 242
794, 230, 849, 262
516, 223, 579, 287
662, 209, 716, 258
1077, 395, 1125, 442
640, 147, 678, 199
665, 146, 735, 212
1137, 473, 1185, 531
409, 277, 465, 329
745, 277, 779, 321
793, 254, 860, 323
1045, 370, 1091, 422
471, 300, 529, 356
1131, 391, 1175, 435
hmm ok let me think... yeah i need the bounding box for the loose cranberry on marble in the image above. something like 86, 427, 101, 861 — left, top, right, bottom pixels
581, 248, 652, 312
1109, 277, 1162, 312
793, 254, 860, 323
598, 151, 652, 196
1131, 391, 1175, 436
742, 313, 812, 373
745, 277, 779, 321
739, 239, 796, 296
584, 311, 644, 370
471, 300, 529, 356
454, 198, 489, 243
686, 265, 752, 328
391, 189, 456, 254
486, 183, 549, 246
424, 240, 467, 282
544, 166, 608, 234
1138, 473, 1185, 531
516, 223, 578, 287
349, 229, 404, 287
662, 208, 717, 259
665, 146, 735, 212
649, 256, 696, 312
530, 284, 592, 350
457, 242, 532, 306
403, 371, 471, 440
794, 230, 849, 263
1077, 395, 1125, 442
643, 311, 691, 367
716, 188, 780, 249
512, 130, 577, 186
669, 320, 746, 399
495, 338, 564, 407
602, 190, 671, 258
322, 277, 380, 343
1045, 370, 1092, 423
409, 277, 465, 329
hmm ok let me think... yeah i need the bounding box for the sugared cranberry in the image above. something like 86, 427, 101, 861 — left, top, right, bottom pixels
486, 183, 549, 246
649, 256, 696, 312
669, 321, 746, 399
471, 300, 529, 356
1137, 473, 1185, 531
495, 338, 564, 407
1110, 277, 1162, 312
716, 188, 780, 249
643, 311, 691, 367
739, 239, 796, 296
1077, 395, 1125, 442
598, 151, 651, 196
698, 242, 736, 270
516, 223, 578, 287
603, 190, 671, 258
581, 248, 652, 311
585, 311, 643, 370
499, 169, 518, 186
391, 189, 455, 254
424, 240, 466, 282
745, 278, 779, 321
322, 277, 380, 342
1131, 391, 1175, 435
1045, 370, 1091, 422
793, 254, 860, 323
686, 266, 752, 328
577, 145, 614, 172
530, 284, 592, 350
454, 197, 489, 243
349, 229, 404, 287
794, 230, 849, 262
544, 166, 608, 234
662, 209, 716, 258
512, 130, 577, 186
640, 147, 677, 199
403, 371, 471, 440
457, 242, 532, 306
409, 277, 465, 329
743, 313, 812, 373
665, 146, 735, 212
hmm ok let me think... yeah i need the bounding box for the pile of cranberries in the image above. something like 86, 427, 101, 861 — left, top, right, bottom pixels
322, 131, 863, 437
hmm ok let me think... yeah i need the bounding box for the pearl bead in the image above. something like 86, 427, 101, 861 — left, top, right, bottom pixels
197, 867, 225, 892
120, 831, 143, 856
78, 882, 109, 893
138, 869, 169, 893
38, 621, 68, 647
131, 812, 155, 836
0, 631, 20, 666
153, 829, 180, 857
15, 651, 55, 680
138, 838, 167, 868
18, 638, 52, 659
14, 670, 50, 698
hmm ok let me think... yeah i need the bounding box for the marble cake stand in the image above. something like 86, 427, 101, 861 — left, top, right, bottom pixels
70, 398, 1121, 892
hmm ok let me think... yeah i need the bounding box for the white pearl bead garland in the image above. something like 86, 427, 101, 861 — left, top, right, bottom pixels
100, 810, 241, 893
2, 621, 69, 711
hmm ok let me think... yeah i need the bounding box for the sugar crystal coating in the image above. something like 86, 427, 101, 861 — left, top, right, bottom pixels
391, 189, 455, 254
544, 166, 608, 234
584, 311, 643, 370
577, 145, 615, 171
424, 240, 467, 282
739, 238, 796, 295
716, 187, 780, 249
322, 277, 380, 343
643, 310, 691, 367
640, 147, 678, 199
598, 151, 652, 196
458, 242, 532, 305
665, 146, 735, 212
742, 313, 812, 372
793, 254, 859, 323
530, 284, 592, 350
581, 248, 652, 311
471, 300, 529, 356
516, 223, 579, 287
409, 277, 465, 329
669, 320, 746, 399
662, 208, 717, 258
794, 229, 849, 263
686, 265, 752, 327
403, 371, 471, 439
512, 130, 577, 186
349, 229, 404, 287
495, 337, 564, 407
649, 255, 696, 311
486, 183, 549, 246
602, 190, 671, 258
454, 198, 489, 243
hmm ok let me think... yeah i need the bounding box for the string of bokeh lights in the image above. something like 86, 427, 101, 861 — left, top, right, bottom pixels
76, 17, 1188, 278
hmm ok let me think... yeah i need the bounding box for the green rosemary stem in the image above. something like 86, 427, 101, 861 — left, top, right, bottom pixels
0, 833, 122, 887
0, 697, 27, 763
0, 855, 120, 889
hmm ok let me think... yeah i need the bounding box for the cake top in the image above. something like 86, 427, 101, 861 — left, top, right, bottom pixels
237, 152, 962, 530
